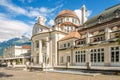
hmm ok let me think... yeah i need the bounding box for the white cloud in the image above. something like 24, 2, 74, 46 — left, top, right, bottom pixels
0, 13, 32, 42
0, 0, 63, 22
39, 7, 48, 13
48, 19, 54, 26
19, 0, 33, 3
28, 10, 41, 17
74, 9, 82, 23
0, 0, 64, 41
74, 8, 92, 24
86, 10, 92, 17
0, 0, 26, 15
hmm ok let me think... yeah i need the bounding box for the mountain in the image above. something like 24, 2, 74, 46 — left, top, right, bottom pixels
0, 36, 31, 56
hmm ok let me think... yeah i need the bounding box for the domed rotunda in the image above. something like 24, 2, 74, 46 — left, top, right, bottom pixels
54, 10, 80, 33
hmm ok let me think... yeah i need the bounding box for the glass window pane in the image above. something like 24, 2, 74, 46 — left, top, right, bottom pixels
111, 52, 114, 62
116, 47, 119, 50
91, 54, 93, 62
116, 51, 119, 62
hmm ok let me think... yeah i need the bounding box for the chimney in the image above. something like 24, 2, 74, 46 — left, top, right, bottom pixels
38, 16, 46, 26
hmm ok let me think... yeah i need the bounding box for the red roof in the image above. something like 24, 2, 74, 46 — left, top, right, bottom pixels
59, 31, 81, 41
22, 45, 31, 49
55, 10, 79, 20
60, 22, 79, 27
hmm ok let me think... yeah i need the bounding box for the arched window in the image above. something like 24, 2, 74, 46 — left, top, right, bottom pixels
98, 15, 104, 23
66, 17, 69, 21
114, 9, 120, 18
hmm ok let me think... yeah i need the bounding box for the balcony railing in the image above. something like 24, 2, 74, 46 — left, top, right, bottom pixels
90, 34, 105, 43
59, 45, 74, 50
58, 47, 67, 50
75, 38, 86, 45
110, 30, 120, 39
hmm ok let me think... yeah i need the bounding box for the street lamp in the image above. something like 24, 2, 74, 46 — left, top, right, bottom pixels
45, 53, 48, 71
44, 53, 48, 80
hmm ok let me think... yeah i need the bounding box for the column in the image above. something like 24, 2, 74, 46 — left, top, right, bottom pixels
31, 42, 33, 64
39, 40, 43, 64
32, 42, 36, 64
22, 58, 25, 65
104, 46, 111, 66
54, 34, 58, 66
86, 32, 90, 44
86, 49, 91, 69
46, 37, 49, 58
46, 37, 49, 65
105, 27, 111, 40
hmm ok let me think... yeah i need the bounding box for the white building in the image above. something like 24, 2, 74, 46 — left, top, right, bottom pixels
31, 5, 86, 68
3, 45, 31, 66
31, 4, 120, 70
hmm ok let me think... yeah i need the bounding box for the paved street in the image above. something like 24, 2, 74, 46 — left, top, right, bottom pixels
0, 68, 120, 80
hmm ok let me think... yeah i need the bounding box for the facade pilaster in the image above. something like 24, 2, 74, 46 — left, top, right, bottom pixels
46, 37, 50, 65
104, 45, 111, 66
86, 49, 91, 69
105, 27, 111, 40
86, 32, 90, 44
39, 40, 43, 64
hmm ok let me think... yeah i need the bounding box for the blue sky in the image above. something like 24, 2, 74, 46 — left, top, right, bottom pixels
0, 0, 119, 42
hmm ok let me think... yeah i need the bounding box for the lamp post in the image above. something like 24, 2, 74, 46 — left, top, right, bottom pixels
43, 52, 48, 80
45, 53, 48, 71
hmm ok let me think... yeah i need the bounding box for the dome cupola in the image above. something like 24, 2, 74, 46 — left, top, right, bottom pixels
55, 10, 80, 26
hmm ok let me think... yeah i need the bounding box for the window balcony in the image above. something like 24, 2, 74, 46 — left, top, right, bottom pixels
110, 30, 120, 39
75, 38, 86, 46
59, 45, 73, 50
90, 34, 105, 43
58, 47, 67, 50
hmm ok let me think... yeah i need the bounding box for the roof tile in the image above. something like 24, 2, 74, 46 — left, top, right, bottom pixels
59, 31, 81, 41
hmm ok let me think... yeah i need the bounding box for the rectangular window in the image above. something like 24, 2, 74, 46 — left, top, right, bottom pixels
67, 56, 70, 63
83, 54, 86, 62
111, 46, 120, 62
91, 54, 93, 62
64, 44, 66, 47
68, 43, 70, 47
111, 52, 114, 62
75, 55, 78, 62
98, 53, 100, 62
116, 47, 119, 50
72, 19, 74, 23
94, 53, 96, 62
91, 48, 104, 63
60, 57, 64, 63
111, 47, 114, 50
101, 53, 104, 62
116, 51, 119, 62
81, 55, 83, 62
66, 17, 69, 21
98, 49, 100, 52
78, 55, 80, 62
75, 51, 86, 63
101, 48, 104, 51
75, 19, 77, 24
